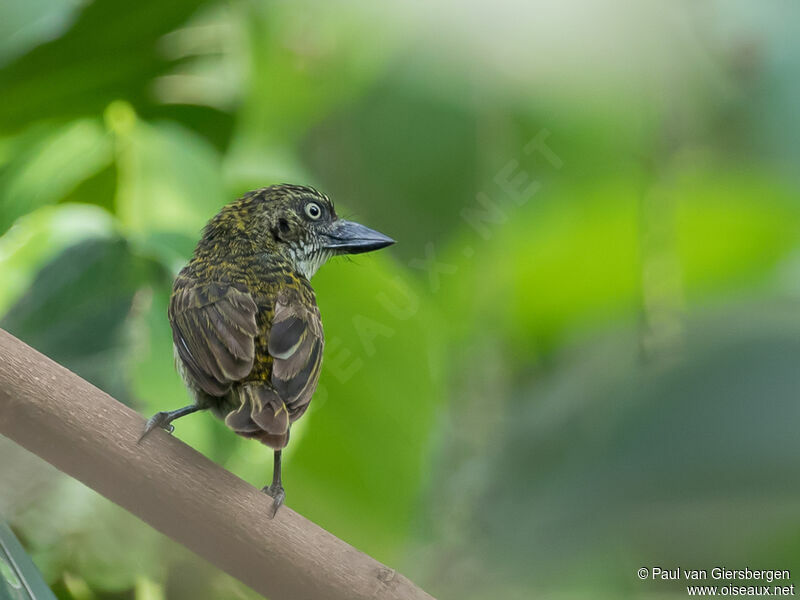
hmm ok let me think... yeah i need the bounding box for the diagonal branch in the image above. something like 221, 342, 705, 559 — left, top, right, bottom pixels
0, 329, 435, 600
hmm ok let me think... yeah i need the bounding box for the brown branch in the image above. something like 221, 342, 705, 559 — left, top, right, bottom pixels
0, 329, 435, 600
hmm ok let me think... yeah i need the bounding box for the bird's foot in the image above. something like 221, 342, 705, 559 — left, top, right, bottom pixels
139, 411, 176, 443
262, 484, 286, 518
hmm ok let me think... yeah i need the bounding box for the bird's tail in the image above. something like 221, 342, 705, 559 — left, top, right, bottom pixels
224, 384, 290, 448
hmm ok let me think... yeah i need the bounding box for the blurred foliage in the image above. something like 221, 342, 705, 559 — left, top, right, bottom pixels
1, 0, 800, 599
2, 238, 165, 405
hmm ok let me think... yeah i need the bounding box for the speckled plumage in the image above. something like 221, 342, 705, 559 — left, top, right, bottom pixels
169, 185, 329, 449
143, 183, 394, 514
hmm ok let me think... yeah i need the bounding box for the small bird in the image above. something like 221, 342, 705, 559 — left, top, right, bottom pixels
140, 184, 394, 516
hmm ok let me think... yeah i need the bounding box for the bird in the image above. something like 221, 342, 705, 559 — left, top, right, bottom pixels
139, 184, 395, 517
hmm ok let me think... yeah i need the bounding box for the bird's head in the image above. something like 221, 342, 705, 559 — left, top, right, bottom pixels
202, 184, 395, 279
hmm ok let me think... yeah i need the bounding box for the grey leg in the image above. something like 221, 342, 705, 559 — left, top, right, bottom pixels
262, 450, 286, 518
139, 405, 203, 442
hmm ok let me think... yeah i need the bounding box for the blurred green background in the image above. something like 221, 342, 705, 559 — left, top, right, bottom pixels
1, 0, 800, 598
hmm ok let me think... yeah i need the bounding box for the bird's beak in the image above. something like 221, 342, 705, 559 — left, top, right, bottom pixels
322, 219, 395, 255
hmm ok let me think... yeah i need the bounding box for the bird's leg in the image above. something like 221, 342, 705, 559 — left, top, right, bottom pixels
262, 450, 285, 518
139, 405, 203, 442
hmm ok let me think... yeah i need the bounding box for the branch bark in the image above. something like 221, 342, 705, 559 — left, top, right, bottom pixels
0, 329, 435, 600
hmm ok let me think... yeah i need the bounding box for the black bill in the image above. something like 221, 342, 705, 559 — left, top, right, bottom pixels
322, 219, 395, 254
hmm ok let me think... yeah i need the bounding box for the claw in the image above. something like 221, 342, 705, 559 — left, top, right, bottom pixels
262, 484, 286, 518
139, 411, 175, 443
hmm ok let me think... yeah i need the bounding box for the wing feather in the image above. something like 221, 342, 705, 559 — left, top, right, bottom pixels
268, 315, 306, 359
169, 280, 258, 396
268, 288, 324, 416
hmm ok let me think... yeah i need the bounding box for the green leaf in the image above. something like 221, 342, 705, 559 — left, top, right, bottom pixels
440, 170, 800, 356
674, 169, 800, 297
0, 203, 114, 316
236, 0, 396, 142
0, 119, 112, 235
1, 237, 164, 403
224, 0, 397, 187
108, 102, 226, 268
0, 0, 208, 133
0, 0, 81, 67
440, 179, 642, 353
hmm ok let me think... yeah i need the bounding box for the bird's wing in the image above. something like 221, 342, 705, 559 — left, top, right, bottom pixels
169, 280, 259, 396
268, 287, 324, 420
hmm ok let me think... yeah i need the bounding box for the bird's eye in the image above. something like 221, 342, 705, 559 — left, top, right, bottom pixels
304, 202, 322, 220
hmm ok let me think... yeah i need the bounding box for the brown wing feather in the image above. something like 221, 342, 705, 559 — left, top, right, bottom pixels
267, 288, 324, 418
169, 280, 258, 397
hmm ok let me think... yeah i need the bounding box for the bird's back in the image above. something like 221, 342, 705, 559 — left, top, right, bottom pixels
168, 253, 324, 449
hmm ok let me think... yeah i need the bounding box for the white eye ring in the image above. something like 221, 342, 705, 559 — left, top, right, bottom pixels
304, 202, 322, 220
